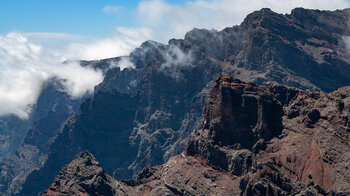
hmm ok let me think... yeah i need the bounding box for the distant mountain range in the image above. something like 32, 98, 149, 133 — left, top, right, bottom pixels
0, 7, 350, 195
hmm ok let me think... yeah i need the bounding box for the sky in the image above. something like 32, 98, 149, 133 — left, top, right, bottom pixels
0, 0, 350, 118
0, 0, 188, 36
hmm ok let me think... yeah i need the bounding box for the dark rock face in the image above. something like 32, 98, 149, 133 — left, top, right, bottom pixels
0, 116, 30, 159
43, 151, 117, 196
16, 8, 350, 195
201, 76, 283, 148
19, 90, 139, 195
45, 76, 350, 195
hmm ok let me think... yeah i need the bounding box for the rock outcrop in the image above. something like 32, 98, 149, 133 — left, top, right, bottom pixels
44, 76, 350, 195
189, 76, 350, 192
43, 151, 117, 196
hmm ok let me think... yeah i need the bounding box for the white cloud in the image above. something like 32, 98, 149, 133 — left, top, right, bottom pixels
161, 45, 193, 68
0, 33, 103, 118
0, 27, 151, 118
109, 56, 135, 69
65, 27, 152, 60
103, 5, 124, 15
343, 36, 350, 50
18, 32, 93, 51
21, 32, 83, 39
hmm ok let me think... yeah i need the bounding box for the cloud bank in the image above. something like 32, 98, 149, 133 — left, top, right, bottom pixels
0, 27, 151, 118
0, 33, 103, 118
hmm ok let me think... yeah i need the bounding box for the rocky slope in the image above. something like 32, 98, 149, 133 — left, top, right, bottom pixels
0, 79, 83, 194
0, 60, 111, 194
44, 151, 118, 196
12, 7, 350, 195
0, 79, 81, 160
44, 76, 350, 195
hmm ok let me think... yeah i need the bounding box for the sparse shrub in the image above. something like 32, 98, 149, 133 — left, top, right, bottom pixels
335, 98, 344, 111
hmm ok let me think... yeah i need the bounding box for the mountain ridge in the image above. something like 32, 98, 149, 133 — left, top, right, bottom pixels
1, 7, 350, 195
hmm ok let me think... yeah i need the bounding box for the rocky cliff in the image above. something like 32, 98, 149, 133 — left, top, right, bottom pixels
44, 76, 350, 195
44, 151, 118, 196
10, 7, 350, 195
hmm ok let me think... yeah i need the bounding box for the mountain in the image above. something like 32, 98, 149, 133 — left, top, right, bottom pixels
3, 7, 350, 195
44, 76, 350, 195
0, 115, 30, 160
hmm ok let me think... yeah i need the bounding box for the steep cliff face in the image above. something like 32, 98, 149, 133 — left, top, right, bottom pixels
187, 76, 350, 193
0, 79, 83, 194
17, 8, 350, 195
44, 76, 350, 195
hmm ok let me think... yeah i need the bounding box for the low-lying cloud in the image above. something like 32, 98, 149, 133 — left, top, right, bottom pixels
342, 36, 350, 50
161, 45, 193, 68
109, 56, 135, 70
0, 27, 151, 118
0, 33, 103, 118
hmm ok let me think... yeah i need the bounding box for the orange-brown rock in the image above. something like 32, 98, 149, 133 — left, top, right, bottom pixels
188, 76, 350, 193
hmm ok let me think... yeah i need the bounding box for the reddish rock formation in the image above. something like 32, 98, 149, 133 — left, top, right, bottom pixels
188, 76, 350, 193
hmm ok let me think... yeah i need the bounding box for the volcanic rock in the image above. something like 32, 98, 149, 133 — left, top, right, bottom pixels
17, 8, 350, 195
43, 151, 117, 196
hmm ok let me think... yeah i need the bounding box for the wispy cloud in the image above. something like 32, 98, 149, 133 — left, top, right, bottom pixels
21, 32, 84, 39
102, 5, 125, 15
65, 27, 152, 60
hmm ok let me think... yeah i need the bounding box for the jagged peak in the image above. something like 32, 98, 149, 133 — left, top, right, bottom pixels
43, 150, 117, 196
76, 150, 95, 161
184, 27, 219, 42
241, 7, 280, 25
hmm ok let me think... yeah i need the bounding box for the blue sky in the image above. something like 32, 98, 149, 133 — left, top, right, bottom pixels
0, 0, 187, 36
